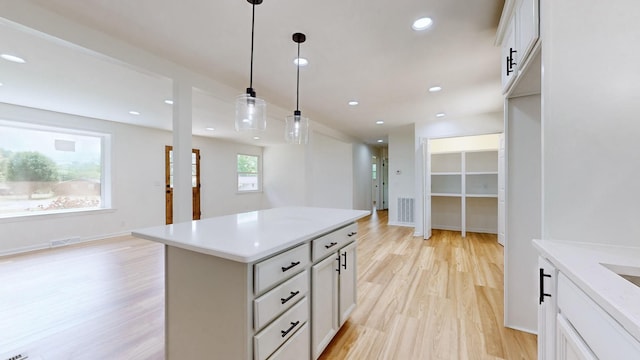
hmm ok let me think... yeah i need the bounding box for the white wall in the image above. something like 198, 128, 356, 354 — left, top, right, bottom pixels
262, 144, 307, 208
414, 113, 504, 236
0, 103, 263, 255
542, 0, 640, 245
388, 124, 416, 226
308, 133, 353, 209
352, 143, 375, 211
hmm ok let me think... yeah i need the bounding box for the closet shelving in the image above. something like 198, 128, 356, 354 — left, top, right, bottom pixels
430, 149, 498, 237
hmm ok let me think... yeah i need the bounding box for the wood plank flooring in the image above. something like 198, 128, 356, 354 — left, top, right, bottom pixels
0, 210, 536, 359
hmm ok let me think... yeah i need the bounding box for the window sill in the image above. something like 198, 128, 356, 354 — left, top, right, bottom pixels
236, 190, 263, 195
0, 207, 116, 224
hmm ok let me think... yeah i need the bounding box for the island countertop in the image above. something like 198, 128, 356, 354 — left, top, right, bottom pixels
533, 239, 640, 343
132, 206, 370, 263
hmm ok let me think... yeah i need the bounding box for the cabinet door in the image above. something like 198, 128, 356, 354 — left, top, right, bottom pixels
338, 241, 357, 326
516, 0, 539, 65
538, 257, 557, 360
311, 254, 339, 359
556, 314, 597, 360
501, 18, 517, 93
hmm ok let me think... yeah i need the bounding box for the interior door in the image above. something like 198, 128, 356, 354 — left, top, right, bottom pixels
372, 156, 379, 209
165, 146, 201, 225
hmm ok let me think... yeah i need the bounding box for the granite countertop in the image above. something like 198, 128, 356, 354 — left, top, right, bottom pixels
132, 206, 370, 263
533, 239, 640, 343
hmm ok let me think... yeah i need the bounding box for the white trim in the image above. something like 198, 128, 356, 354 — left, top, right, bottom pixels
0, 230, 130, 257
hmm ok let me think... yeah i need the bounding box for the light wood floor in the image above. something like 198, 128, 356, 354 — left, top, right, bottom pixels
0, 210, 536, 359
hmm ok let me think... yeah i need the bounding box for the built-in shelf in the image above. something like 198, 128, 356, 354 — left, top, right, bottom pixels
429, 147, 499, 237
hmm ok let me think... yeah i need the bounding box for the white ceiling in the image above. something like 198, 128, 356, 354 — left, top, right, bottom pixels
0, 0, 504, 146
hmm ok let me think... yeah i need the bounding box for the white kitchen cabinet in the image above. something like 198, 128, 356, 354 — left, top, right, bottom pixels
338, 241, 357, 326
132, 207, 368, 360
556, 314, 596, 360
537, 257, 557, 360
516, 0, 539, 63
501, 17, 517, 93
311, 236, 358, 359
311, 252, 339, 359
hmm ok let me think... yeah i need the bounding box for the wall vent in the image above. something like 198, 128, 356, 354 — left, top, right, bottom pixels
5, 353, 29, 360
397, 197, 415, 223
50, 236, 81, 248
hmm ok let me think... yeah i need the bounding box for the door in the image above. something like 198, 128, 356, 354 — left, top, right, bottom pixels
498, 133, 506, 246
381, 155, 389, 210
165, 146, 201, 225
372, 156, 380, 209
338, 242, 357, 326
311, 254, 339, 359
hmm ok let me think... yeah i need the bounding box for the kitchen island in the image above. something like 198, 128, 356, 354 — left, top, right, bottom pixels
132, 207, 370, 360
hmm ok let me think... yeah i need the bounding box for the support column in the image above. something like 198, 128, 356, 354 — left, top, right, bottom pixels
172, 80, 193, 223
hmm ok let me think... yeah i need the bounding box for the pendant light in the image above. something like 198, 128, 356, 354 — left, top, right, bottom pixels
285, 32, 310, 144
235, 0, 267, 131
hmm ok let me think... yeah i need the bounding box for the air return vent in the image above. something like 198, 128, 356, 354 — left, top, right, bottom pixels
397, 197, 414, 223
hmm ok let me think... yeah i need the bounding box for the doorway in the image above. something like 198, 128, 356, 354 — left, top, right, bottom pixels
165, 146, 201, 224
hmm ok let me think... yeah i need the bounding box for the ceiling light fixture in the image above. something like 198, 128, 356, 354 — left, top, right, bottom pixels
205, 127, 215, 131
348, 100, 359, 106
164, 99, 174, 105
377, 139, 384, 143
235, 0, 267, 132
428, 86, 442, 92
376, 120, 384, 125
412, 17, 433, 31
253, 136, 261, 140
1, 54, 26, 63
436, 112, 446, 118
129, 111, 140, 115
285, 32, 310, 145
294, 57, 308, 66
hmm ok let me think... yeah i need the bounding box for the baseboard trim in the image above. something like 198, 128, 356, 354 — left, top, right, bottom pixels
0, 231, 132, 257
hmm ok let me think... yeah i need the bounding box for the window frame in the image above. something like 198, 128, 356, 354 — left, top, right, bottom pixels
0, 119, 112, 220
236, 153, 262, 193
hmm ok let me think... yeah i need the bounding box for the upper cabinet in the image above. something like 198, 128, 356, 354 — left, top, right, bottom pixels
498, 0, 540, 94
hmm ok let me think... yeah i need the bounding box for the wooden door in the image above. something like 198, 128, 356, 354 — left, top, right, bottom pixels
165, 146, 201, 225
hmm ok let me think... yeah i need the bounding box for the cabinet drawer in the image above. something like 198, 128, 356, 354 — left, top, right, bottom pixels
254, 297, 309, 360
268, 322, 310, 360
254, 271, 309, 331
312, 223, 357, 262
255, 243, 310, 295
557, 274, 640, 359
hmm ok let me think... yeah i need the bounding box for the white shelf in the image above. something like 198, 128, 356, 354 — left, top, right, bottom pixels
431, 193, 463, 197
466, 171, 498, 175
431, 172, 462, 176
466, 194, 498, 198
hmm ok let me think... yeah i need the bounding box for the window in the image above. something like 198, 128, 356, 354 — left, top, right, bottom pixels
372, 163, 377, 180
237, 154, 260, 192
0, 120, 109, 218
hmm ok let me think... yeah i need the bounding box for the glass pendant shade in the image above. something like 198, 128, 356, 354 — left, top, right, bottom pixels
235, 93, 266, 131
285, 111, 309, 144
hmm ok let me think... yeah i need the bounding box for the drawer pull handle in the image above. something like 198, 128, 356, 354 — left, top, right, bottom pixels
281, 321, 300, 338
325, 242, 338, 249
281, 261, 301, 272
281, 291, 300, 304
347, 231, 357, 237
342, 252, 347, 270
539, 268, 552, 304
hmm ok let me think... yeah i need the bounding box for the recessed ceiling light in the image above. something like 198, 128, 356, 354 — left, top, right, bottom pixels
0, 82, 3, 86
412, 17, 433, 31
428, 86, 442, 92
436, 112, 446, 118
377, 139, 384, 143
1, 54, 26, 63
164, 99, 174, 105
348, 101, 359, 106
253, 136, 261, 140
205, 127, 215, 131
294, 57, 308, 66
376, 120, 384, 125
129, 111, 141, 115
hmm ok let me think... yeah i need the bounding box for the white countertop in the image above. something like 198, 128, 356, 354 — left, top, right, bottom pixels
132, 207, 370, 263
533, 239, 640, 343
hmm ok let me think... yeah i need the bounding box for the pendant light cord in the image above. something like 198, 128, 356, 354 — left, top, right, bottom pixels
296, 41, 300, 111
249, 1, 256, 92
